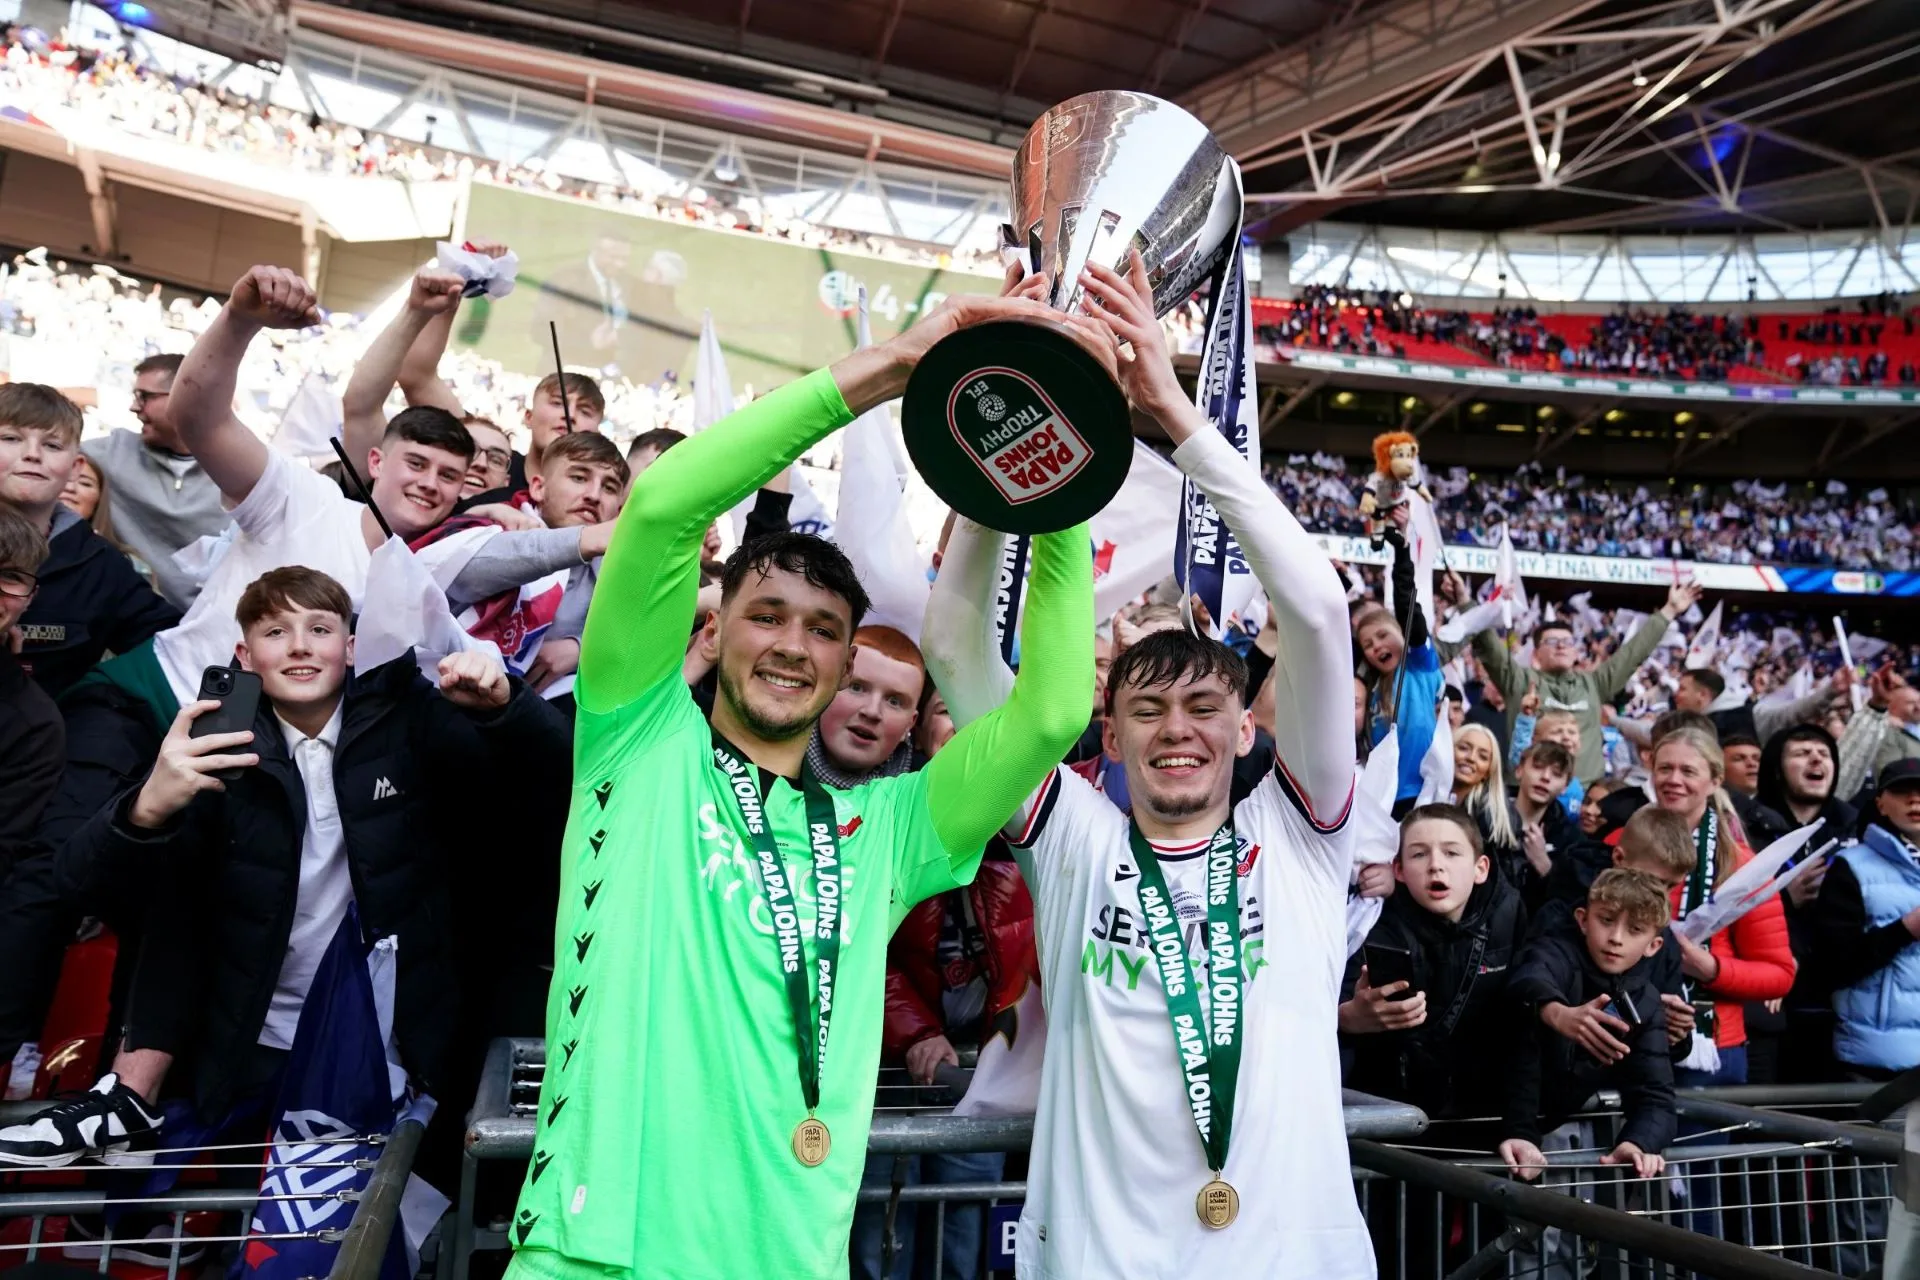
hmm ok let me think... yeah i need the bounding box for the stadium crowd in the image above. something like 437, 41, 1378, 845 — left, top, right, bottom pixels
2, 236, 1920, 1280
1272, 452, 1920, 571
0, 27, 1001, 273
1258, 283, 1917, 386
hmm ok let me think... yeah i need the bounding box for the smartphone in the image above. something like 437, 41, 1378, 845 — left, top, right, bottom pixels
1602, 990, 1644, 1028
1363, 943, 1418, 1001
189, 666, 263, 782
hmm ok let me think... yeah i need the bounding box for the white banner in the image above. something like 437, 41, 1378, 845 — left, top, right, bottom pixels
1307, 534, 1805, 594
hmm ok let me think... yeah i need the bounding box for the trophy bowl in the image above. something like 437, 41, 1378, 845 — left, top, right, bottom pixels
901, 90, 1243, 535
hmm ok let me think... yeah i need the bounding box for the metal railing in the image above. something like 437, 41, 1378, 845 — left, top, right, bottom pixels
0, 1107, 427, 1280
444, 1040, 1905, 1280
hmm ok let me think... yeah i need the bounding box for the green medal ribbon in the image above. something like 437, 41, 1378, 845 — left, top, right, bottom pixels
712, 733, 842, 1114
1129, 821, 1244, 1178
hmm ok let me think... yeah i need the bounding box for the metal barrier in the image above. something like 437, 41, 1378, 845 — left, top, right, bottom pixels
447, 1038, 1432, 1280
447, 1040, 1910, 1280
329, 1115, 429, 1280
0, 1110, 426, 1279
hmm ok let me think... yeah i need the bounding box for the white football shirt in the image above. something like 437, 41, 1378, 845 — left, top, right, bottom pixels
1009, 762, 1374, 1279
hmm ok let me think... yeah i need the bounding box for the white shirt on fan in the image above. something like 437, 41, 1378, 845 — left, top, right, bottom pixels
258, 699, 351, 1050
155, 451, 374, 707
1007, 761, 1372, 1279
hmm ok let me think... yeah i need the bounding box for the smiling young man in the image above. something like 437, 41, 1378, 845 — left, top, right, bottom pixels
0, 566, 568, 1166
423, 432, 626, 697
504, 289, 1095, 1280
80, 353, 230, 609
1473, 584, 1701, 783
924, 252, 1371, 1277
809, 625, 926, 785
0, 382, 179, 697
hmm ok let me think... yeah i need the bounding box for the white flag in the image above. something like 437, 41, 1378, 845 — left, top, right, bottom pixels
1494, 525, 1528, 630
1091, 443, 1184, 621
1686, 601, 1724, 669
354, 535, 503, 682
830, 290, 926, 640
271, 372, 344, 460
1675, 825, 1829, 944
692, 309, 733, 430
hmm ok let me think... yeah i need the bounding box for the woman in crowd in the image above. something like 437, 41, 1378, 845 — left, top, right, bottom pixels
1651, 726, 1796, 1087
1452, 723, 1522, 882
58, 452, 151, 582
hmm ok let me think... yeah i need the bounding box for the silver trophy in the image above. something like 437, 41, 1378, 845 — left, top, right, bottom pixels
1006, 91, 1244, 323
902, 91, 1244, 534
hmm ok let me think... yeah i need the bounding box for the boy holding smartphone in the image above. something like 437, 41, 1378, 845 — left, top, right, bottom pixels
1499, 868, 1678, 1182
0, 566, 569, 1166
1340, 804, 1528, 1121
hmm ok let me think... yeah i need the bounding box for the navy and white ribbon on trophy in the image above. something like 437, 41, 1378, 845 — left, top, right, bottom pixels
1174, 233, 1261, 639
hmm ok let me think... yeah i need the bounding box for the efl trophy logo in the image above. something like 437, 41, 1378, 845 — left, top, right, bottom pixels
946, 368, 1093, 505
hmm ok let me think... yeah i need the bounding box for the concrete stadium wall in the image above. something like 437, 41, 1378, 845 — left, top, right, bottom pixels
0, 146, 430, 311
0, 149, 304, 292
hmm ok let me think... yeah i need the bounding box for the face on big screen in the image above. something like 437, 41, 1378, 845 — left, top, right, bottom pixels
531, 460, 623, 529
0, 424, 77, 509
237, 606, 353, 712
820, 645, 923, 771
1104, 671, 1253, 822
703, 565, 853, 743
368, 440, 468, 537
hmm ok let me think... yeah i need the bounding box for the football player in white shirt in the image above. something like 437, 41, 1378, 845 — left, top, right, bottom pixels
924, 252, 1373, 1279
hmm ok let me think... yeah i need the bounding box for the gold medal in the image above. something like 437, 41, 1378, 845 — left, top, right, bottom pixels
792, 1117, 831, 1167
1196, 1177, 1239, 1229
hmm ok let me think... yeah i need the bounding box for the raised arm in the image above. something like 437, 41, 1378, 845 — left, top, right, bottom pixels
579, 290, 1088, 714
1081, 252, 1353, 820
922, 526, 1093, 853
1590, 582, 1696, 700
341, 270, 465, 471
171, 266, 321, 504
920, 515, 1015, 730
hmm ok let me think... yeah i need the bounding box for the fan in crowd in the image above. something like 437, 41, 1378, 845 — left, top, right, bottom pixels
1, 230, 1919, 1280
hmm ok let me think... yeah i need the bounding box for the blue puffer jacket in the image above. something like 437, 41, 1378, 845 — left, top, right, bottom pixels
1833, 827, 1920, 1071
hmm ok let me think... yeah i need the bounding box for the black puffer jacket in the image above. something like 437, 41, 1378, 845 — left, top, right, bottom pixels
1342, 874, 1528, 1119
16, 507, 177, 699
1504, 931, 1677, 1154
57, 656, 571, 1118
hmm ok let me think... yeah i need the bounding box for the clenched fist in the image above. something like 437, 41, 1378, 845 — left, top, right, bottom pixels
228, 266, 321, 331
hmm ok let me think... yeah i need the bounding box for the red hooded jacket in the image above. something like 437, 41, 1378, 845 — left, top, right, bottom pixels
882, 856, 1037, 1059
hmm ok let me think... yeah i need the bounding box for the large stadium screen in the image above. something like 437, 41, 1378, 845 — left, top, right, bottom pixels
453, 181, 1002, 391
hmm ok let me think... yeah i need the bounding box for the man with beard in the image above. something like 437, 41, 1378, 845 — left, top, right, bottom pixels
505, 289, 1098, 1280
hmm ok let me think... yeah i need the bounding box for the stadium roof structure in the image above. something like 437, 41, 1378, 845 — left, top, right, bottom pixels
303, 0, 1915, 238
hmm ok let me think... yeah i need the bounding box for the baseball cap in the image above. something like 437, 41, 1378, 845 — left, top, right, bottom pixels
1878, 758, 1920, 792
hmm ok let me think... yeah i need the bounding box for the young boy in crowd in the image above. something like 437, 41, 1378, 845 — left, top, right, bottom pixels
1341, 804, 1528, 1121
0, 566, 571, 1164
1534, 806, 1698, 1058
1512, 707, 1586, 819
1500, 868, 1678, 1182
1509, 740, 1578, 906
0, 382, 179, 696
0, 505, 62, 877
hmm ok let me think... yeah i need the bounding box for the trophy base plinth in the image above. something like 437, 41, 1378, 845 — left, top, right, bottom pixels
902, 320, 1131, 535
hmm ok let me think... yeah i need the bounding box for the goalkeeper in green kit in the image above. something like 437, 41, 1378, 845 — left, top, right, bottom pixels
506, 290, 1100, 1280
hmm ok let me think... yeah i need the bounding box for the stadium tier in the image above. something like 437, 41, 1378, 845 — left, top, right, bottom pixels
4, 4, 1920, 1280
